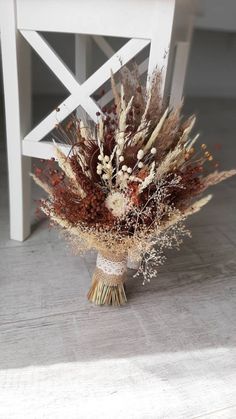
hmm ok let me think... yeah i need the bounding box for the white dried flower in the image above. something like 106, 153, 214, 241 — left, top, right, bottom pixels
118, 170, 123, 176
127, 167, 132, 174
97, 169, 102, 175
102, 173, 109, 180
97, 164, 103, 171
151, 147, 157, 155
119, 156, 124, 162
138, 162, 144, 169
137, 150, 144, 160
105, 191, 130, 218
117, 138, 124, 146
104, 155, 110, 162
139, 161, 155, 192
116, 148, 122, 156
98, 154, 103, 161
122, 165, 128, 171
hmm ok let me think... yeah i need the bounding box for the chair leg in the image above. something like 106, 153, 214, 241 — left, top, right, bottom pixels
75, 34, 92, 119
1, 0, 32, 241
169, 41, 190, 109
7, 156, 31, 241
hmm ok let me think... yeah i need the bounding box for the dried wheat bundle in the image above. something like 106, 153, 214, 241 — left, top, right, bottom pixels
33, 67, 236, 306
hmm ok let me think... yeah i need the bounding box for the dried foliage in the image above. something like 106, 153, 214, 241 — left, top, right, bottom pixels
33, 67, 236, 283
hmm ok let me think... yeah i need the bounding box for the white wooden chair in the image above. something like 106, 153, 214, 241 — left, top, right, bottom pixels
0, 0, 195, 241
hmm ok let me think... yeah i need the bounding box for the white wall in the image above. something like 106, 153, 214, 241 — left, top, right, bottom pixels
196, 0, 236, 32
185, 29, 236, 97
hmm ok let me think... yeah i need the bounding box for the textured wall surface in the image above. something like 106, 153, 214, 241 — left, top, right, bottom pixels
185, 29, 236, 98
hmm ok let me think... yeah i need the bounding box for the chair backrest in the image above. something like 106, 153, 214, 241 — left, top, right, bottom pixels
1, 0, 195, 159
0, 0, 196, 241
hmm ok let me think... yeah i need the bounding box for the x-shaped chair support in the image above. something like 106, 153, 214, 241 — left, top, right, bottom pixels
21, 30, 150, 143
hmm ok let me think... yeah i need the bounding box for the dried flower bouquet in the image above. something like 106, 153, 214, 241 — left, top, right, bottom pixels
33, 67, 236, 306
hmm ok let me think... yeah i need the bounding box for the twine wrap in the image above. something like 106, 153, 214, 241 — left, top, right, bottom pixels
87, 251, 128, 306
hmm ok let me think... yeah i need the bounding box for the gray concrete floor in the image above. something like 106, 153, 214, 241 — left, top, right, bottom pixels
0, 97, 236, 418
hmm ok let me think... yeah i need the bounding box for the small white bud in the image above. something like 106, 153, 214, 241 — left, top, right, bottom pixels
104, 155, 110, 162
97, 169, 102, 175
127, 167, 132, 174
119, 156, 124, 162
97, 164, 103, 170
138, 162, 144, 169
151, 147, 157, 155
118, 170, 123, 176
102, 173, 109, 180
98, 154, 103, 161
122, 165, 128, 172
137, 150, 144, 160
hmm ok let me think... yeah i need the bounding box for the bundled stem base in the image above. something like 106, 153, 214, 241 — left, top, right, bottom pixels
87, 269, 127, 306
87, 252, 127, 306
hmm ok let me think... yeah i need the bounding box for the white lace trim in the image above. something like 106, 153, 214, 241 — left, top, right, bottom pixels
97, 253, 127, 276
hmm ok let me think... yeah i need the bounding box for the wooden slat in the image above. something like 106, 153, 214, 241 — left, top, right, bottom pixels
92, 35, 115, 58
169, 41, 190, 108
21, 30, 80, 93
16, 0, 175, 39
0, 0, 31, 241
98, 57, 149, 107
21, 30, 101, 124
22, 140, 70, 159
24, 38, 150, 142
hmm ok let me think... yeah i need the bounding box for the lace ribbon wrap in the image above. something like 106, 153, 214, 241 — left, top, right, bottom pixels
94, 252, 127, 286
96, 253, 127, 277
87, 251, 128, 305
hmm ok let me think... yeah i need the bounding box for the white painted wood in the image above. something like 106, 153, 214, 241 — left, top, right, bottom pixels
94, 35, 150, 109
22, 140, 70, 160
23, 38, 150, 143
75, 34, 91, 84
16, 0, 176, 38
92, 35, 115, 58
147, 0, 176, 93
22, 30, 80, 93
169, 41, 190, 108
21, 30, 101, 126
1, 0, 196, 241
75, 34, 92, 119
98, 58, 149, 108
0, 0, 31, 241
162, 0, 195, 100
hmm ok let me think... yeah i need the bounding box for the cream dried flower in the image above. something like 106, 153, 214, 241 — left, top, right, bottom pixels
105, 191, 130, 218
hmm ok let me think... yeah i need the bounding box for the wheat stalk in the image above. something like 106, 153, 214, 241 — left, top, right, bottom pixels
143, 107, 169, 152
30, 174, 52, 195
202, 169, 236, 190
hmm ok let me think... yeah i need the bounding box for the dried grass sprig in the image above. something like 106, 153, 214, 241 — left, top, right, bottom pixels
30, 174, 52, 196
201, 169, 236, 190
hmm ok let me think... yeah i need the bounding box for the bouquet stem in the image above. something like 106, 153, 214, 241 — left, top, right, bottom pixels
87, 252, 127, 306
